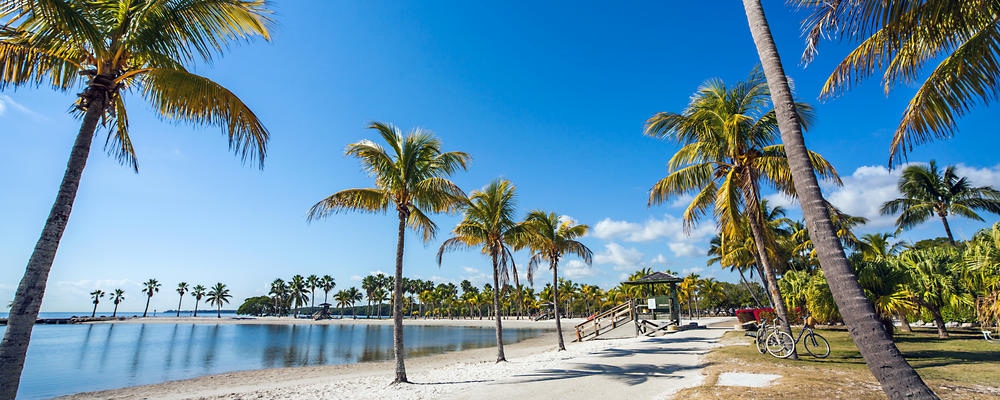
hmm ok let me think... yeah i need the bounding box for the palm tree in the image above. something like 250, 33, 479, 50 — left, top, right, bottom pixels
741, 1, 937, 396
900, 246, 971, 339
520, 211, 593, 351
191, 285, 207, 318
306, 274, 320, 310
644, 69, 840, 351
796, 1, 1000, 165
438, 179, 520, 362
346, 287, 363, 319
110, 289, 125, 318
307, 122, 469, 384
206, 283, 232, 319
320, 275, 336, 305
361, 275, 377, 318
269, 279, 289, 316
881, 160, 1000, 246
0, 2, 272, 395
288, 275, 309, 318
89, 290, 105, 318
141, 279, 161, 318
370, 286, 389, 319
333, 290, 351, 319
175, 282, 189, 317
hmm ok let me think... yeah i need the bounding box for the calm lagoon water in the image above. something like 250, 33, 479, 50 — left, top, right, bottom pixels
0, 319, 544, 400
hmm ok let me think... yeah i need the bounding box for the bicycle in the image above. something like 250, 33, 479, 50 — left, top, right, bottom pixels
745, 317, 781, 355
764, 315, 830, 359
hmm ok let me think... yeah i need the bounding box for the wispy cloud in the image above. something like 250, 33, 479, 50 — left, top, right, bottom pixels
593, 243, 645, 271
562, 259, 598, 279
0, 95, 43, 120
592, 215, 712, 257
55, 279, 132, 297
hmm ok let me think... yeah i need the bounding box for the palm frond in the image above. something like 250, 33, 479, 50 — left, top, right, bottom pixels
141, 67, 268, 167
104, 95, 138, 171
307, 188, 389, 221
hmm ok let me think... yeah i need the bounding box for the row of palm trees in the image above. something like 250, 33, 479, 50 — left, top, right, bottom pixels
88, 279, 233, 319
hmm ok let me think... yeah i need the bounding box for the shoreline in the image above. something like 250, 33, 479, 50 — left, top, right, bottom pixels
59, 316, 735, 400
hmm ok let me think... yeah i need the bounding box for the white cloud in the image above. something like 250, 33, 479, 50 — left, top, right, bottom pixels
562, 259, 598, 279
593, 243, 645, 271
650, 254, 669, 265
593, 215, 712, 243
821, 165, 903, 229
956, 163, 1000, 189
668, 242, 701, 258
0, 95, 41, 119
461, 266, 478, 274
592, 219, 639, 240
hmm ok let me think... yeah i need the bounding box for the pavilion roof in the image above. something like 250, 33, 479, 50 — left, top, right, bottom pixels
621, 271, 682, 285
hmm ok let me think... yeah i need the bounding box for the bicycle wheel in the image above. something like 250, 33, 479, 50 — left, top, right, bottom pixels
765, 330, 795, 358
755, 327, 768, 354
804, 332, 830, 358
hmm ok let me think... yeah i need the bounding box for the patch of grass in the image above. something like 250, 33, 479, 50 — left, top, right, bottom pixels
678, 326, 1000, 399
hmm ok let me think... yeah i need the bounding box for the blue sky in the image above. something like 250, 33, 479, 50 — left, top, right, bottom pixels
2, 2, 997, 312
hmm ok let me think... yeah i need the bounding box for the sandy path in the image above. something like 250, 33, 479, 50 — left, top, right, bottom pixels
60, 317, 733, 400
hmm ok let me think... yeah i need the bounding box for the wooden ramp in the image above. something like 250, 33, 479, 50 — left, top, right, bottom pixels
574, 300, 634, 342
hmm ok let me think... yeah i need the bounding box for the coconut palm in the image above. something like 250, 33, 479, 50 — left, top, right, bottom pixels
175, 282, 189, 317
438, 179, 520, 362
141, 279, 161, 318
899, 246, 971, 339
520, 211, 592, 351
370, 286, 389, 319
206, 283, 232, 319
796, 0, 1000, 165
288, 275, 310, 318
0, 2, 272, 395
881, 160, 1000, 246
89, 290, 105, 318
333, 290, 351, 319
110, 289, 125, 318
320, 275, 336, 305
346, 287, 363, 319
307, 122, 468, 383
644, 69, 840, 353
269, 279, 289, 316
741, 1, 937, 396
965, 223, 1000, 332
858, 233, 910, 262
191, 285, 207, 318
306, 275, 320, 309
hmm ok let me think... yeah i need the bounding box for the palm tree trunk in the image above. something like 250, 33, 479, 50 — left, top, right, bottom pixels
392, 210, 408, 384
491, 252, 507, 362
91, 302, 98, 318
177, 296, 183, 317
744, 191, 798, 359
0, 96, 104, 400
742, 2, 938, 398
897, 311, 912, 333
552, 259, 566, 351
939, 214, 956, 246
113, 303, 119, 318
194, 301, 200, 317
930, 308, 949, 339
217, 304, 221, 318
143, 295, 152, 318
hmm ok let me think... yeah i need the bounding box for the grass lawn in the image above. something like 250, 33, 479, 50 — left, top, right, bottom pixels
675, 325, 1000, 399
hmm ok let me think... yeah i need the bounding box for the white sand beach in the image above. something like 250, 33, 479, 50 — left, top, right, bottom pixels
61, 316, 733, 400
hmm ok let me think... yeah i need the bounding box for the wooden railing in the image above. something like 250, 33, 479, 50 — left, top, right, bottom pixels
573, 300, 633, 342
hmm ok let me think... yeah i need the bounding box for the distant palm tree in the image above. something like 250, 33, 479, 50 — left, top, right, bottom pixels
306, 274, 320, 309
141, 279, 161, 318
361, 275, 378, 318
269, 279, 289, 316
288, 275, 309, 318
438, 179, 520, 362
191, 285, 207, 318
370, 286, 389, 319
346, 287, 363, 319
206, 283, 232, 319
320, 275, 336, 304
881, 160, 1000, 246
0, 2, 273, 396
520, 211, 593, 351
333, 290, 351, 319
175, 282, 189, 317
89, 290, 105, 318
307, 122, 469, 384
110, 289, 125, 318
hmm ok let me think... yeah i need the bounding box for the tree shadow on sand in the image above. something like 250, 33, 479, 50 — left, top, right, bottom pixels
509, 362, 712, 386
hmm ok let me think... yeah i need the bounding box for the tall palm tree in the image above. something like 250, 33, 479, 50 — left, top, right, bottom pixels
288, 275, 309, 318
175, 282, 189, 317
307, 122, 468, 384
741, 1, 937, 396
110, 289, 125, 318
0, 2, 272, 395
361, 275, 377, 318
796, 0, 1000, 165
438, 179, 520, 362
370, 286, 389, 319
269, 279, 289, 316
320, 275, 336, 305
644, 69, 840, 351
206, 283, 232, 319
881, 160, 1000, 246
191, 285, 207, 318
141, 279, 161, 318
520, 211, 593, 351
306, 274, 320, 309
89, 289, 105, 318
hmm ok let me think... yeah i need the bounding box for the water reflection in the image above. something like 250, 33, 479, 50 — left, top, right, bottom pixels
18, 323, 544, 400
